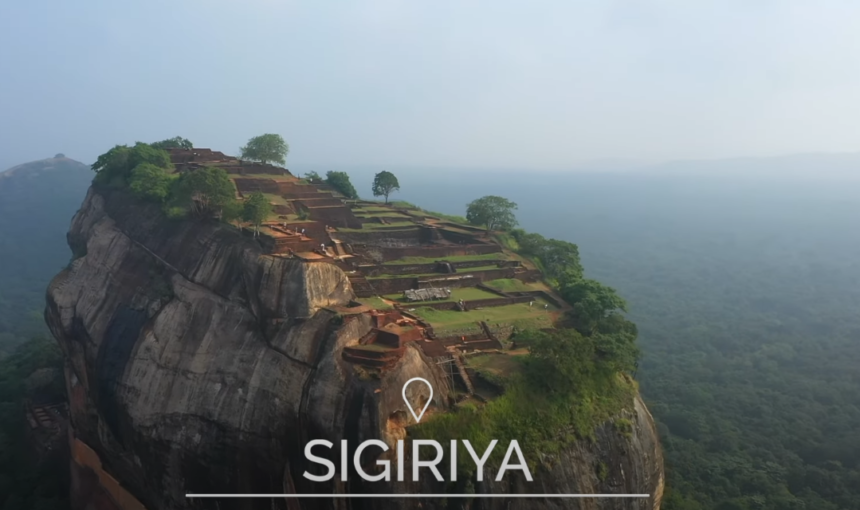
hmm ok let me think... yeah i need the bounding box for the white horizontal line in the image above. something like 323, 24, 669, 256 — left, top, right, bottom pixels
186, 494, 650, 498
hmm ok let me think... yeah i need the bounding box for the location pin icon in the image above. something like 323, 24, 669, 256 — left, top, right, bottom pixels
402, 377, 434, 423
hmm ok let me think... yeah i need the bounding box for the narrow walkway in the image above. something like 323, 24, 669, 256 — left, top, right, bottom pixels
451, 352, 475, 395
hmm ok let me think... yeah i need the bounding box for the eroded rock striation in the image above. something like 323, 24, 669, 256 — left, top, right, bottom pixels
46, 187, 663, 510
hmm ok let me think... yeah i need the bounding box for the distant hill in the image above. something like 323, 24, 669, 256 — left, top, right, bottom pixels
0, 155, 92, 356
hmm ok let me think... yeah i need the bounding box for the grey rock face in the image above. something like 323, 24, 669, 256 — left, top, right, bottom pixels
46, 188, 663, 510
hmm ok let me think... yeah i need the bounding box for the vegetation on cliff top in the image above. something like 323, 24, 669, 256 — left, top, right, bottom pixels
371, 170, 400, 204
239, 133, 289, 166
413, 203, 640, 473
325, 170, 359, 199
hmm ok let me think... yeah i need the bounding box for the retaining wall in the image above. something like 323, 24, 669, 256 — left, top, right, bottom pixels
296, 198, 346, 208
233, 178, 281, 194
305, 206, 363, 229
335, 228, 424, 246
379, 244, 501, 262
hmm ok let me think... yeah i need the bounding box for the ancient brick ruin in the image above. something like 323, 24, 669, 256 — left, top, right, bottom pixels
166, 148, 570, 393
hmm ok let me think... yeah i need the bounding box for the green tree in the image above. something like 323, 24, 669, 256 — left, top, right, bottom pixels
242, 191, 272, 237
325, 171, 358, 199
127, 142, 172, 170
128, 163, 175, 203
466, 195, 518, 232
558, 277, 628, 335
304, 171, 322, 182
150, 136, 193, 149
171, 167, 239, 219
371, 171, 400, 204
239, 134, 289, 165
91, 145, 131, 186
510, 229, 583, 281
91, 143, 171, 187
522, 328, 597, 395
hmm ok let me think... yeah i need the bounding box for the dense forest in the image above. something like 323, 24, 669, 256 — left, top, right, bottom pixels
0, 156, 90, 509
0, 337, 67, 510
374, 164, 860, 509
0, 156, 92, 357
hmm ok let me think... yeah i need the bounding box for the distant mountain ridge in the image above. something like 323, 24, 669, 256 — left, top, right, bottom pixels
0, 155, 92, 355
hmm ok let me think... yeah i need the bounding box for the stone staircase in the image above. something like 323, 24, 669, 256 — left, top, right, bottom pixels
452, 353, 475, 395
348, 275, 376, 298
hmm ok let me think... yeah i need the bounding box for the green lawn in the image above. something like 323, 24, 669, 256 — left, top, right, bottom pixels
412, 300, 558, 332
483, 278, 549, 293
355, 296, 395, 310
383, 287, 499, 303
384, 253, 512, 265
357, 206, 394, 213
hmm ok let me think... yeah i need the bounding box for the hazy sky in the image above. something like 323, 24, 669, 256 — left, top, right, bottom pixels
2, 0, 860, 171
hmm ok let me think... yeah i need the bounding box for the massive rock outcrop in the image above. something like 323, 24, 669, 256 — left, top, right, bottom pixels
45, 188, 663, 510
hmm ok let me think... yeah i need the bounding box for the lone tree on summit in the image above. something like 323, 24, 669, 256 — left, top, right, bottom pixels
371, 171, 400, 203
240, 134, 289, 166
466, 195, 518, 232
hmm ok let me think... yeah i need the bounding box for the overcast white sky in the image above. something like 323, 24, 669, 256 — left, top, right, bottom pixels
2, 0, 860, 170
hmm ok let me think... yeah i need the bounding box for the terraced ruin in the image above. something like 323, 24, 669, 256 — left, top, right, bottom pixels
167, 149, 570, 392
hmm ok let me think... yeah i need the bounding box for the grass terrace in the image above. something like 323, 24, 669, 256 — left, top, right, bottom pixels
354, 211, 412, 218
367, 265, 501, 279
383, 287, 500, 303
384, 253, 516, 265
234, 173, 298, 181
337, 222, 416, 232
352, 206, 393, 213
411, 300, 559, 334
261, 193, 290, 205
483, 278, 550, 293
355, 296, 395, 310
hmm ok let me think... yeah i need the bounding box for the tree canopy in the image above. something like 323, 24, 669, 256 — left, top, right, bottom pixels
0, 337, 68, 509
242, 191, 272, 236
304, 171, 322, 182
371, 171, 400, 203
170, 166, 239, 219
510, 229, 583, 282
128, 163, 175, 203
91, 143, 172, 188
466, 195, 518, 231
325, 171, 358, 199
150, 136, 193, 150
559, 277, 629, 335
239, 134, 289, 166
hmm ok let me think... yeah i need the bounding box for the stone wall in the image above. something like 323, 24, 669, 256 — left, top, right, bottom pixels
366, 277, 418, 294
296, 198, 347, 208
305, 205, 363, 229
335, 228, 423, 246
233, 178, 281, 194
378, 243, 501, 262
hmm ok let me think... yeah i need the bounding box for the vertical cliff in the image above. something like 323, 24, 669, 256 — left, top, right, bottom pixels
45, 188, 663, 509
